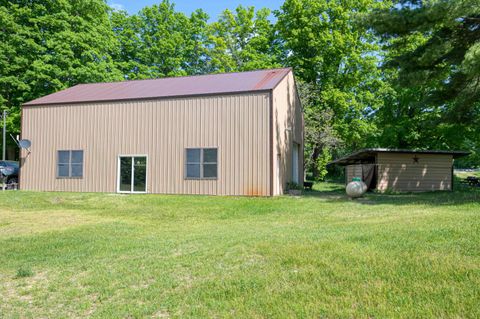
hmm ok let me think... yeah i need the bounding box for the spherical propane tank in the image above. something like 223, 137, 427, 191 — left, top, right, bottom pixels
346, 177, 367, 198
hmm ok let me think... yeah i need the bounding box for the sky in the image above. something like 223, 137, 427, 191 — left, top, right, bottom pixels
107, 0, 284, 20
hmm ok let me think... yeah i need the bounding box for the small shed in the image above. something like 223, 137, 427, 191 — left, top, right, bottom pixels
330, 149, 469, 192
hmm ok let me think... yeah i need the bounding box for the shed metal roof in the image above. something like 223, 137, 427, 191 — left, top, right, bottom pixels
23, 68, 292, 106
329, 148, 470, 166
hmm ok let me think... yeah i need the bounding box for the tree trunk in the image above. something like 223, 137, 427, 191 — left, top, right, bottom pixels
310, 145, 321, 180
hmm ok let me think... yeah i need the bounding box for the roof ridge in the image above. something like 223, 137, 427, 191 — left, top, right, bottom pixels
76, 67, 292, 86
23, 67, 293, 106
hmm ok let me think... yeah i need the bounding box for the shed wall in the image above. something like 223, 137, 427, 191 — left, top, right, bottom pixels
20, 92, 271, 196
272, 72, 304, 195
377, 153, 453, 192
345, 165, 363, 184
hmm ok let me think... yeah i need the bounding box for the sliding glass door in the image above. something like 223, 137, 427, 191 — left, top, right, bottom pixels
118, 156, 147, 193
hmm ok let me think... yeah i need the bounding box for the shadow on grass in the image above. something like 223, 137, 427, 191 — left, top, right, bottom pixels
303, 183, 480, 207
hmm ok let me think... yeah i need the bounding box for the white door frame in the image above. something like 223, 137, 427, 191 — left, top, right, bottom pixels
117, 154, 148, 194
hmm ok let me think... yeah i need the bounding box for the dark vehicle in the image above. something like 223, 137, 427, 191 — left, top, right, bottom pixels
0, 160, 19, 185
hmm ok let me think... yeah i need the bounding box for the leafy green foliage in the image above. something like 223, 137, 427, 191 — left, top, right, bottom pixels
276, 0, 391, 177
298, 81, 341, 178
0, 0, 123, 133
111, 2, 280, 78
111, 1, 212, 78
209, 6, 281, 72
368, 0, 480, 166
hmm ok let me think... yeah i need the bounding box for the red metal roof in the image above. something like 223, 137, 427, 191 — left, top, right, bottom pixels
23, 68, 292, 106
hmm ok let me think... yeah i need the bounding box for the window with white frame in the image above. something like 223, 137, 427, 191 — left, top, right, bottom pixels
185, 148, 217, 179
57, 150, 83, 178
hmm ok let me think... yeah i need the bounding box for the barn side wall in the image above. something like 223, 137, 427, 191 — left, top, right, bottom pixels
272, 72, 304, 195
20, 92, 272, 196
376, 153, 453, 192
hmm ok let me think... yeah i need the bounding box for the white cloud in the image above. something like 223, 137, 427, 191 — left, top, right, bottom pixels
108, 1, 126, 11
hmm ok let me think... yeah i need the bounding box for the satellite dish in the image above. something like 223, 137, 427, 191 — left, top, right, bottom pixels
19, 139, 31, 149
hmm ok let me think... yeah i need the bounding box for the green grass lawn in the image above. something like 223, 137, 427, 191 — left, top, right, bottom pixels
455, 170, 480, 179
1, 184, 479, 318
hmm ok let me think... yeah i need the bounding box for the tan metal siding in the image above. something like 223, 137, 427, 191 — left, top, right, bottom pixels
272, 72, 304, 195
346, 165, 363, 184
377, 153, 453, 192
20, 92, 271, 196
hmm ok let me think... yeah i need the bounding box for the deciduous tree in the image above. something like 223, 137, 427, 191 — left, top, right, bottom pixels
112, 0, 212, 78
209, 6, 281, 72
276, 0, 390, 178
368, 0, 480, 165
0, 0, 121, 133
